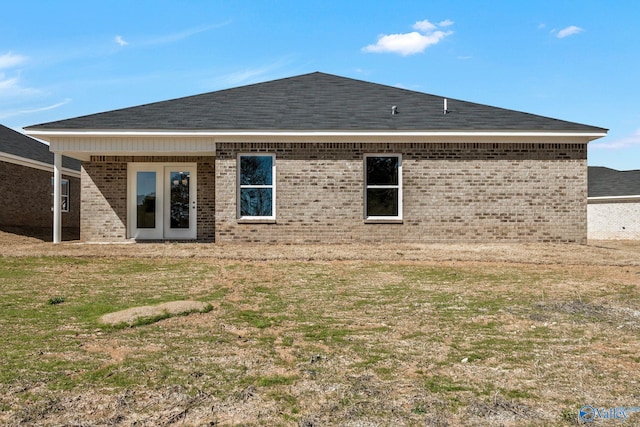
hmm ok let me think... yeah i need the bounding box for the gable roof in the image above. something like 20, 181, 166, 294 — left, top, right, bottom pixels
588, 166, 640, 197
25, 72, 606, 134
0, 124, 81, 170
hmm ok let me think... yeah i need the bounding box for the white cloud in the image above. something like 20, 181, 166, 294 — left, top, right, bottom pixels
0, 72, 39, 98
114, 35, 128, 46
140, 22, 231, 47
0, 98, 72, 120
556, 25, 584, 38
590, 129, 640, 150
363, 19, 454, 56
20, 98, 71, 114
110, 22, 231, 50
222, 67, 275, 86
0, 53, 43, 108
363, 32, 449, 56
211, 57, 294, 88
413, 19, 437, 32
0, 52, 39, 100
0, 52, 27, 69
0, 74, 18, 91
0, 51, 68, 122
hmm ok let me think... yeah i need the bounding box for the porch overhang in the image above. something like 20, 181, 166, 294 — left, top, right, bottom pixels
23, 131, 218, 161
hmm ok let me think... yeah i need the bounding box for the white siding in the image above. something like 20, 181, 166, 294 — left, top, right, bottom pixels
588, 200, 640, 240
48, 136, 216, 161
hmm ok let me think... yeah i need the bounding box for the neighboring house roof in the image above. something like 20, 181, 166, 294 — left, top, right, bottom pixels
25, 72, 607, 134
0, 124, 81, 171
588, 166, 640, 197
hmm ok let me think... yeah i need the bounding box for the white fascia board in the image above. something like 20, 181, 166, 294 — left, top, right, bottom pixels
26, 129, 607, 139
0, 152, 81, 178
588, 195, 640, 202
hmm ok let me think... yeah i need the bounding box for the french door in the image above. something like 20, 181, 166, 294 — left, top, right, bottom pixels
128, 164, 197, 239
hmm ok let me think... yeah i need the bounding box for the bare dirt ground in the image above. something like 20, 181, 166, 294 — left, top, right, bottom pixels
98, 300, 211, 326
1, 228, 639, 266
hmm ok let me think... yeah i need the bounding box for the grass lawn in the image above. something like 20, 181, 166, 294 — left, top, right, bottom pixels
1, 247, 639, 426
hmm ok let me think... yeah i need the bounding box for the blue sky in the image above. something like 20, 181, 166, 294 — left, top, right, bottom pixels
1, 0, 639, 169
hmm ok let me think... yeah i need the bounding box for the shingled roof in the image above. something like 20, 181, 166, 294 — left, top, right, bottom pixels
25, 72, 606, 133
0, 124, 80, 170
588, 166, 640, 197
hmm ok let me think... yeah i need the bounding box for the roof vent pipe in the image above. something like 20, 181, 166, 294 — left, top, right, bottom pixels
443, 98, 449, 114
391, 106, 398, 115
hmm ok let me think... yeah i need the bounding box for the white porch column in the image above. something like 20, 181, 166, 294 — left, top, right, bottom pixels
53, 152, 62, 243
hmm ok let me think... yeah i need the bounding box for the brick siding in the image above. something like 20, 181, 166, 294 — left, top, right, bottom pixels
81, 156, 215, 242
216, 142, 587, 243
588, 200, 640, 240
81, 161, 127, 241
0, 161, 80, 239
79, 143, 587, 243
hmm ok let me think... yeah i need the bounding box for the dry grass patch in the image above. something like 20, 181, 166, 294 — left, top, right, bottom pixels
0, 235, 639, 425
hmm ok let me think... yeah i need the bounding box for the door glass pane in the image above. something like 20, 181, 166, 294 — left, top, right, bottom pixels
170, 171, 190, 229
137, 171, 156, 228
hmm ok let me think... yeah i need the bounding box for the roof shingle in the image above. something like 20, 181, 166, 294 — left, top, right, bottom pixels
25, 72, 606, 133
0, 124, 81, 170
588, 166, 640, 197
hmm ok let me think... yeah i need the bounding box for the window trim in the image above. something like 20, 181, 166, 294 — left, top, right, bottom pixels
51, 177, 70, 213
237, 153, 276, 222
364, 154, 402, 223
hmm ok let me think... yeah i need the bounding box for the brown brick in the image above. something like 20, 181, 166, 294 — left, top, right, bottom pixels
215, 142, 587, 243
0, 161, 80, 239
79, 143, 587, 243
81, 156, 215, 241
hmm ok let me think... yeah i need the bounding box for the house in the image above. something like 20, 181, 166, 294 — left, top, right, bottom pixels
588, 166, 640, 240
0, 124, 80, 240
24, 72, 607, 244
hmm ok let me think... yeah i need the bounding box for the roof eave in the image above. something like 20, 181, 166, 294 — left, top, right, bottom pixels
25, 128, 608, 140
588, 195, 640, 202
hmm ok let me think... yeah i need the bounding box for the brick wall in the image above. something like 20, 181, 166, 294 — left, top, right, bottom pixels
216, 142, 587, 243
81, 156, 215, 241
0, 161, 80, 239
588, 200, 640, 240
81, 161, 127, 241
79, 144, 587, 244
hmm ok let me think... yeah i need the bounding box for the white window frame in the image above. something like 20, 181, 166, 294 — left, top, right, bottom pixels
51, 177, 70, 213
364, 154, 402, 222
237, 153, 276, 222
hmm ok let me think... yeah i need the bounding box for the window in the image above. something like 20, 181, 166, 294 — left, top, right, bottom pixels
238, 154, 276, 220
364, 154, 402, 221
51, 178, 70, 213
